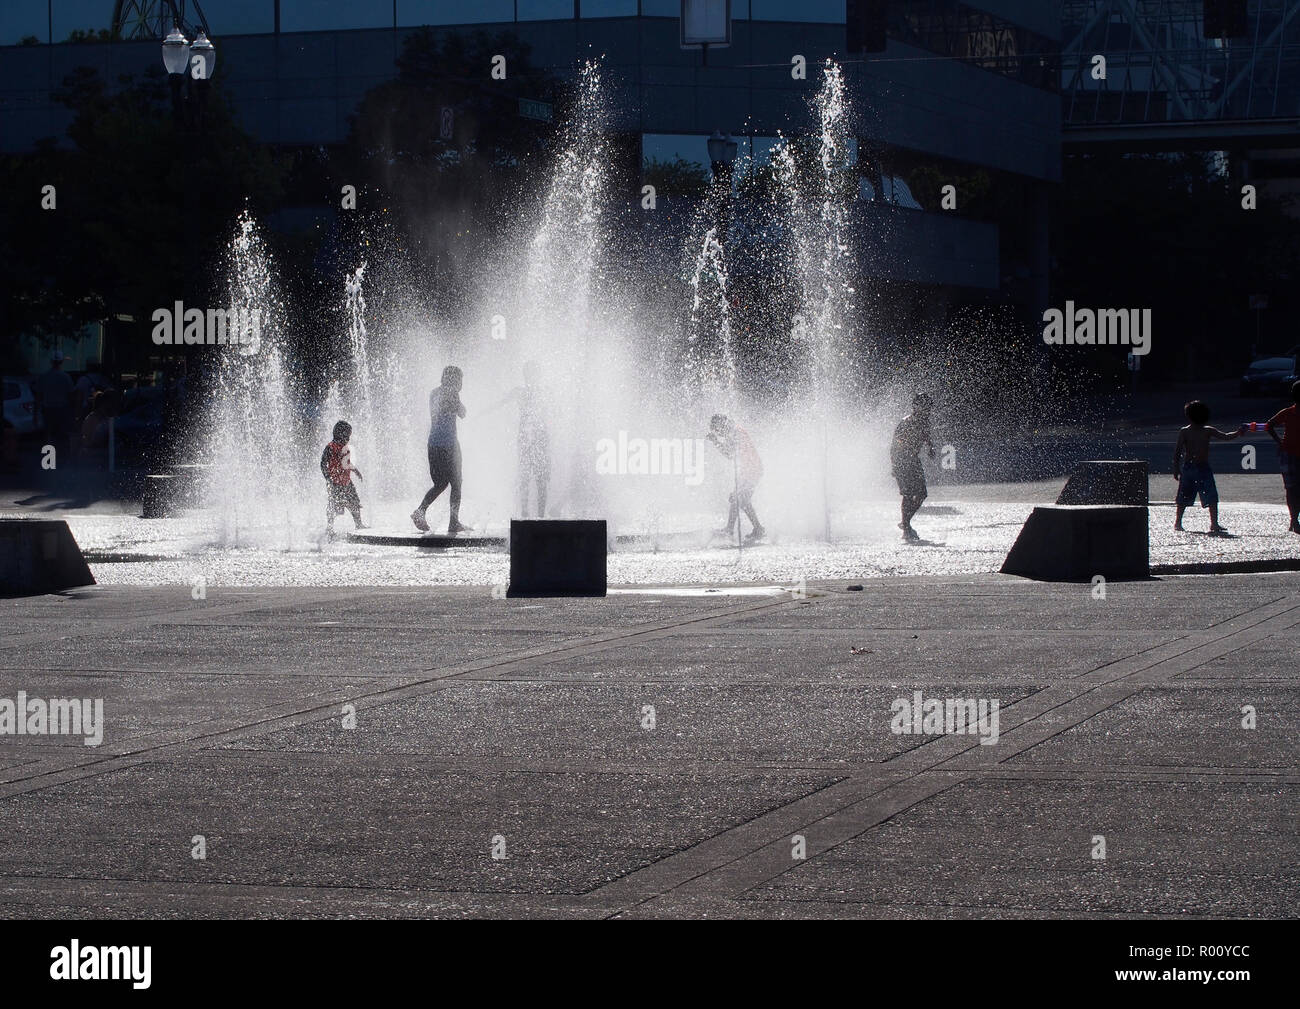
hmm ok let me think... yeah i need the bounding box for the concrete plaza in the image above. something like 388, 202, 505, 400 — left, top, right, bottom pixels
0, 573, 1296, 918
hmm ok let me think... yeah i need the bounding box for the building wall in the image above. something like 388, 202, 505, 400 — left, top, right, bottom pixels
1, 10, 1059, 181
0, 4, 1059, 295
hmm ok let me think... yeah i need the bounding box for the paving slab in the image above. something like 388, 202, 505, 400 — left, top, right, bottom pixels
0, 623, 571, 677
0, 756, 837, 896
723, 581, 1294, 631
1007, 686, 1300, 769
0, 575, 1295, 919
500, 628, 1176, 683
1182, 633, 1300, 681
744, 778, 1298, 918
0, 670, 382, 751
220, 681, 1041, 765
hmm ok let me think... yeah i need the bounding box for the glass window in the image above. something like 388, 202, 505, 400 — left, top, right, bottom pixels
581, 0, 636, 15
280, 0, 392, 32
643, 133, 710, 172
0, 1, 48, 45
519, 0, 573, 19
97, 0, 275, 37
750, 136, 781, 164
643, 132, 758, 172
894, 2, 1060, 91
398, 0, 516, 25
750, 0, 843, 22
643, 1, 749, 19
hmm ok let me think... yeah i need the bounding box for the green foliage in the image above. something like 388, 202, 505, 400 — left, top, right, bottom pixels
0, 65, 288, 353
341, 28, 560, 304
65, 29, 115, 44
904, 164, 991, 214
643, 156, 709, 199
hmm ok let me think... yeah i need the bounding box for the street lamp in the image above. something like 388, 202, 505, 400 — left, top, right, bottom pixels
189, 31, 216, 79
707, 130, 738, 180
162, 23, 216, 127
707, 130, 739, 249
161, 25, 189, 75
159, 14, 218, 395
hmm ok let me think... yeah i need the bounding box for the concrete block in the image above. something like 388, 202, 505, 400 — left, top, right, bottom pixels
508, 519, 607, 597
0, 519, 95, 597
166, 463, 211, 508
1001, 505, 1149, 581
141, 474, 175, 519
1056, 460, 1148, 506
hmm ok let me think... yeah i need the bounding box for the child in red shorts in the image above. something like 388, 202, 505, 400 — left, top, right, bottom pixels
321, 420, 366, 536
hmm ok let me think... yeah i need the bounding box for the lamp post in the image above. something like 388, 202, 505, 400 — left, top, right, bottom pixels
707, 130, 738, 190
162, 23, 216, 129
161, 14, 217, 409
707, 129, 738, 253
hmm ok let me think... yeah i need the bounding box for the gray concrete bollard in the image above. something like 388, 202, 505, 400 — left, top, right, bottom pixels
141, 474, 175, 518
1001, 505, 1149, 581
0, 518, 96, 597
1056, 460, 1149, 506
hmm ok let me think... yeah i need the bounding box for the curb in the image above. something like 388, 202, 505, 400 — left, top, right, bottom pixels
1152, 557, 1300, 576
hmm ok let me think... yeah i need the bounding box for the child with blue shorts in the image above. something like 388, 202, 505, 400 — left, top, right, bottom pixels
1174, 400, 1242, 534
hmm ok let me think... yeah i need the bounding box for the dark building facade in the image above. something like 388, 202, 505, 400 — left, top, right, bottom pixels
1, 1, 1060, 333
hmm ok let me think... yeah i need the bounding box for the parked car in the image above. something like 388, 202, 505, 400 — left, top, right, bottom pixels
3, 376, 40, 434
1240, 350, 1299, 397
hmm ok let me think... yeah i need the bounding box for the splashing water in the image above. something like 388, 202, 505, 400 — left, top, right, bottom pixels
335, 262, 383, 499
204, 210, 305, 548
200, 59, 884, 552
687, 225, 738, 409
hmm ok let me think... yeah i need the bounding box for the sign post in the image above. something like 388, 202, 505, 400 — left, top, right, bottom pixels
518, 98, 552, 122
681, 0, 732, 66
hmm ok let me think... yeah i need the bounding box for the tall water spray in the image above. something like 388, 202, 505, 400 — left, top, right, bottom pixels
771, 61, 859, 539
338, 263, 383, 499
205, 210, 305, 547
807, 61, 857, 407
687, 224, 738, 409
197, 57, 869, 548
508, 60, 624, 521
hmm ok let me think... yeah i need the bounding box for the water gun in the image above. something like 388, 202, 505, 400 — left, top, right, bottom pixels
1239, 422, 1268, 433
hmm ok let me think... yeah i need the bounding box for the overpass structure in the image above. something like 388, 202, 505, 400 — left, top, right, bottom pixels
1063, 0, 1300, 149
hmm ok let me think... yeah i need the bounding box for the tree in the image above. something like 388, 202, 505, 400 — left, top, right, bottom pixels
643, 156, 709, 200
0, 64, 288, 369
343, 28, 561, 308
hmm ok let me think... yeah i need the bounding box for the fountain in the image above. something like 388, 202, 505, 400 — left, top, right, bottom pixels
198, 59, 872, 554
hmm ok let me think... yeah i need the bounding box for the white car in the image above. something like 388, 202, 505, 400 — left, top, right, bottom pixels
3, 377, 40, 434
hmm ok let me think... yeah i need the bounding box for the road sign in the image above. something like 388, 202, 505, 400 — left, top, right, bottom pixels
518, 98, 552, 122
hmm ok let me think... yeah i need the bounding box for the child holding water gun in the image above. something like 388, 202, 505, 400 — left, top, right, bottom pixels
1173, 401, 1242, 534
